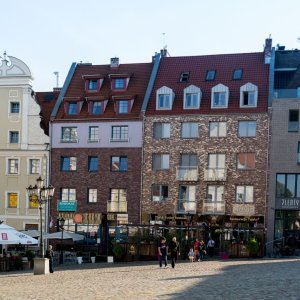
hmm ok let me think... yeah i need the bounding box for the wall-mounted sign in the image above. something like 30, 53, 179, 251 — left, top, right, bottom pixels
232, 204, 255, 216
275, 198, 300, 210
57, 200, 77, 212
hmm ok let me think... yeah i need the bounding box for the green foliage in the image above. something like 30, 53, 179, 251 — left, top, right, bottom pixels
113, 244, 125, 259
25, 250, 35, 261
247, 237, 260, 255
76, 251, 83, 257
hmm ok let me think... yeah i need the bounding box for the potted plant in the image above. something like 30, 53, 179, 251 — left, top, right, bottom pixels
90, 251, 96, 263
76, 251, 83, 264
247, 237, 260, 257
25, 250, 35, 268
113, 244, 125, 262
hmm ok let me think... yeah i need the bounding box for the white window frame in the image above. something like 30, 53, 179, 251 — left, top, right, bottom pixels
7, 158, 20, 175
153, 154, 170, 170
28, 158, 41, 175
236, 185, 253, 203
111, 126, 129, 142
88, 189, 97, 203
61, 127, 78, 143
240, 83, 258, 108
238, 121, 257, 137
207, 185, 224, 202
152, 184, 169, 201
8, 130, 20, 144
211, 84, 229, 108
88, 126, 99, 142
183, 85, 201, 109
61, 188, 76, 201
9, 101, 21, 114
61, 156, 77, 171
181, 122, 198, 138
156, 86, 174, 110
153, 122, 170, 139
209, 122, 227, 137
208, 154, 225, 169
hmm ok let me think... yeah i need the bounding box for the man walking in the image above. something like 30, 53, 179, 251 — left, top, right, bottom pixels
169, 237, 180, 269
158, 237, 168, 268
207, 237, 215, 257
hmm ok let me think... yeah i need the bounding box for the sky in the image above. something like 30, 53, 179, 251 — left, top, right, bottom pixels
3, 0, 300, 91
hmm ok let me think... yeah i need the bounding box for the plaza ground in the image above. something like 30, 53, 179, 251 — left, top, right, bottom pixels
0, 258, 299, 299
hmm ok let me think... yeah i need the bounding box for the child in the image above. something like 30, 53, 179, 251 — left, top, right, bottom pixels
188, 248, 195, 262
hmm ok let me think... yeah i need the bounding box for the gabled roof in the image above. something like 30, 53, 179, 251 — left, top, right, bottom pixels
53, 61, 153, 121
146, 52, 269, 115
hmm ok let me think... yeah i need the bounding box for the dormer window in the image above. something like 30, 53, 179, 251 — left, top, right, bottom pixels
83, 75, 103, 93
109, 74, 130, 91
92, 101, 102, 114
68, 101, 78, 114
183, 85, 201, 109
156, 86, 174, 110
118, 100, 129, 113
180, 72, 190, 82
233, 69, 243, 80
206, 70, 216, 81
211, 84, 229, 108
63, 98, 83, 115
240, 83, 258, 108
112, 96, 134, 114
86, 97, 108, 115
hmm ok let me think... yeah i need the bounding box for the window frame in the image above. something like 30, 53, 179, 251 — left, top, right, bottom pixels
153, 122, 170, 139
111, 156, 128, 172
152, 184, 169, 201
61, 188, 76, 201
206, 185, 224, 202
152, 154, 170, 170
181, 122, 198, 138
88, 156, 98, 172
237, 153, 255, 170
7, 192, 19, 208
61, 156, 77, 172
238, 121, 257, 137
88, 188, 97, 203
206, 70, 216, 81
7, 158, 19, 175
61, 127, 78, 143
236, 185, 254, 203
88, 126, 99, 142
288, 110, 299, 132
111, 126, 129, 142
209, 121, 227, 137
29, 159, 41, 174
10, 102, 20, 114
9, 131, 19, 144
233, 68, 243, 80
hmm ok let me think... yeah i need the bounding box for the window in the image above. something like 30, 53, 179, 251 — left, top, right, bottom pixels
29, 159, 40, 174
114, 78, 125, 90
236, 186, 253, 203
61, 157, 77, 171
206, 70, 215, 81
276, 174, 300, 198
289, 110, 299, 132
237, 153, 255, 169
153, 154, 170, 170
88, 189, 97, 203
180, 72, 189, 82
242, 91, 256, 106
8, 192, 18, 208
9, 131, 19, 143
238, 121, 256, 137
181, 122, 198, 138
91, 101, 102, 114
186, 94, 198, 108
240, 83, 258, 107
88, 156, 98, 172
61, 188, 76, 201
152, 185, 168, 201
158, 94, 170, 109
209, 122, 227, 137
8, 159, 19, 174
88, 79, 98, 91
61, 127, 78, 142
213, 92, 226, 107
153, 123, 170, 139
208, 154, 225, 169
118, 100, 129, 114
298, 143, 300, 163
179, 185, 196, 201
211, 84, 229, 108
233, 69, 243, 80
111, 156, 128, 171
68, 101, 78, 115
110, 189, 127, 202
111, 126, 128, 141
10, 102, 20, 113
89, 126, 99, 142
207, 186, 224, 202
180, 154, 197, 167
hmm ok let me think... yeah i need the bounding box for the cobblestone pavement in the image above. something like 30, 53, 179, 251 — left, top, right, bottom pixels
1, 258, 300, 300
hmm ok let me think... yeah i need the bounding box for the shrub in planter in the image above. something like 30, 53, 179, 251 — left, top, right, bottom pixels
247, 238, 260, 256
113, 244, 126, 261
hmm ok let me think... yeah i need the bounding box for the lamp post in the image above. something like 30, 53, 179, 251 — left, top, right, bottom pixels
59, 218, 65, 264
187, 212, 192, 246
26, 176, 55, 258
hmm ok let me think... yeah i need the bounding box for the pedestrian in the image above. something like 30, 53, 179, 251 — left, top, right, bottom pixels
193, 238, 200, 261
158, 237, 168, 268
188, 248, 195, 262
207, 237, 215, 257
46, 244, 54, 273
198, 240, 206, 261
169, 237, 180, 268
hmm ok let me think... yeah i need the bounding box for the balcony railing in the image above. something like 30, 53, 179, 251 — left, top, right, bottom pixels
203, 199, 225, 215
274, 89, 300, 99
107, 201, 127, 213
176, 167, 198, 181
204, 168, 227, 181
177, 199, 196, 214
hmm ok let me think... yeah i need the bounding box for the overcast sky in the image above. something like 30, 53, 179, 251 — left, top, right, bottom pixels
3, 0, 300, 91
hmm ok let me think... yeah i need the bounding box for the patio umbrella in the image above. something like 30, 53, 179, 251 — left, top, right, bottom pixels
0, 224, 38, 245
20, 230, 42, 238
43, 231, 84, 241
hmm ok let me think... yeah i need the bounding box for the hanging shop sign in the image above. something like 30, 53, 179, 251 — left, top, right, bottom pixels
57, 200, 77, 212
275, 198, 300, 210
232, 204, 255, 216
58, 212, 102, 224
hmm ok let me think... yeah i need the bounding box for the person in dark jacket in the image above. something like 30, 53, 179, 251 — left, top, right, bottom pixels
169, 237, 180, 268
45, 245, 54, 273
198, 240, 206, 261
158, 237, 168, 268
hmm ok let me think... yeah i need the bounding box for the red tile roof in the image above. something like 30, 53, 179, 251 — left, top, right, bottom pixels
146, 52, 269, 115
54, 62, 153, 121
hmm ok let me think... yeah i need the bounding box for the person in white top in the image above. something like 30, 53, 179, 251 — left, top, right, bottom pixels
207, 238, 215, 257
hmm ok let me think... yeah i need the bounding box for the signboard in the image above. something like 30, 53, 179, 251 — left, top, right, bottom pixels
29, 195, 39, 208
275, 198, 300, 210
117, 214, 128, 224
232, 204, 255, 216
57, 200, 77, 212
8, 193, 18, 208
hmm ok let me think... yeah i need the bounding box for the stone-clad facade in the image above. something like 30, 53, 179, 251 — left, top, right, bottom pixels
142, 113, 269, 223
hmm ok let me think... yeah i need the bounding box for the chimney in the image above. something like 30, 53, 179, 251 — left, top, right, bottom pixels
264, 37, 272, 64
110, 57, 119, 68
160, 49, 167, 58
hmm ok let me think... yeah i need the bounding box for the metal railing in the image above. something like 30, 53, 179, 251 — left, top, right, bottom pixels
176, 167, 198, 181
204, 168, 227, 181
177, 199, 196, 214
202, 199, 225, 214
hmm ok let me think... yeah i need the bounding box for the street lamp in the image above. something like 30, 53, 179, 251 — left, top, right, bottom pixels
186, 212, 192, 246
26, 176, 55, 258
59, 218, 65, 264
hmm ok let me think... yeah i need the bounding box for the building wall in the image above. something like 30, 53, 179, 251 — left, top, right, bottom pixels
142, 113, 269, 223
50, 147, 142, 225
